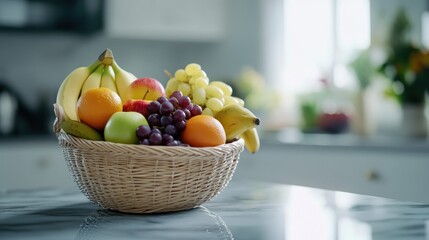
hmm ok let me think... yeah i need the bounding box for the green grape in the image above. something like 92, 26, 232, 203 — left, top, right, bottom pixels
188, 76, 198, 85
205, 85, 224, 99
166, 78, 180, 97
175, 69, 188, 82
232, 96, 245, 106
206, 98, 224, 112
185, 63, 202, 76
193, 70, 207, 78
192, 88, 206, 105
210, 81, 233, 96
202, 107, 214, 116
193, 77, 209, 89
220, 97, 225, 105
224, 96, 237, 106
178, 82, 191, 96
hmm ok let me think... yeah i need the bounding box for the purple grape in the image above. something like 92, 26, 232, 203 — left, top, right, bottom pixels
140, 138, 150, 145
168, 97, 179, 108
157, 96, 168, 104
160, 115, 173, 127
164, 124, 177, 135
185, 103, 194, 111
180, 143, 190, 147
136, 125, 151, 139
174, 120, 186, 131
170, 91, 182, 99
178, 96, 191, 109
190, 105, 203, 116
148, 101, 161, 114
149, 132, 162, 145
160, 101, 174, 115
148, 114, 161, 127
162, 134, 174, 144
183, 109, 191, 119
151, 128, 162, 135
166, 140, 179, 146
172, 109, 186, 122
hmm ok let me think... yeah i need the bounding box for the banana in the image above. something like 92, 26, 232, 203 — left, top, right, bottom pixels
56, 60, 101, 121
100, 65, 117, 94
240, 128, 260, 153
60, 119, 104, 141
81, 64, 104, 96
214, 104, 260, 141
111, 60, 137, 103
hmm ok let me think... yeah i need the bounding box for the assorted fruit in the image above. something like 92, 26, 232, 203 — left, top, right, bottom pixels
55, 49, 260, 153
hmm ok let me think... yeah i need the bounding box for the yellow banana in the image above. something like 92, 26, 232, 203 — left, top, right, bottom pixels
81, 64, 104, 96
56, 60, 101, 121
111, 60, 137, 103
61, 119, 104, 141
214, 104, 260, 141
240, 128, 260, 153
100, 65, 117, 94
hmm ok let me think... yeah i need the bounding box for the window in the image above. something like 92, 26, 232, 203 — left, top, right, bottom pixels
282, 0, 371, 93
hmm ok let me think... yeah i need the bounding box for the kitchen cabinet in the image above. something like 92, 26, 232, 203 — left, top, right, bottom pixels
237, 135, 429, 204
104, 0, 226, 42
0, 139, 75, 191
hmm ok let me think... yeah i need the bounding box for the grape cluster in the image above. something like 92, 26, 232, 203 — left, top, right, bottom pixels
136, 91, 202, 146
165, 63, 244, 116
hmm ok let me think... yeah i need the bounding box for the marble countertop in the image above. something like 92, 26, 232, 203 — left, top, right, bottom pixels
1, 179, 429, 240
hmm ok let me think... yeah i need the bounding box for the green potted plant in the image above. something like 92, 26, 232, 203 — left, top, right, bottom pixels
379, 8, 429, 138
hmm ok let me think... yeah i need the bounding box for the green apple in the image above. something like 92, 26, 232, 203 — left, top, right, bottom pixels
104, 112, 148, 144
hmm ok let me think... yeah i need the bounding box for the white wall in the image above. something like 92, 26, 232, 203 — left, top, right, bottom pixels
0, 0, 262, 111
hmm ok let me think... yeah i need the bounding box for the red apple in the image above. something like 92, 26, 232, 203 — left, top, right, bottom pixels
128, 77, 165, 101
123, 99, 152, 119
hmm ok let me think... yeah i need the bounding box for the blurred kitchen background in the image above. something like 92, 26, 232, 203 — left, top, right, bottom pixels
1, 0, 429, 140
0, 0, 429, 192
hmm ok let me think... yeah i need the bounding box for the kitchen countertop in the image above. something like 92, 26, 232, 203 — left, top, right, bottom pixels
1, 179, 429, 240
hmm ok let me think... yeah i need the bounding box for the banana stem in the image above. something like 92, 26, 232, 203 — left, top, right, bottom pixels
88, 60, 102, 73
111, 60, 120, 73
98, 48, 114, 65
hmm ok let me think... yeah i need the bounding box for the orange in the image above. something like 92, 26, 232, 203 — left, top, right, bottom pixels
77, 88, 122, 131
181, 115, 226, 147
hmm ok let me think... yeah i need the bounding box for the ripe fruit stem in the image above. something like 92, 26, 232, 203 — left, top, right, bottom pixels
98, 48, 114, 65
88, 60, 102, 72
164, 70, 173, 79
143, 90, 150, 100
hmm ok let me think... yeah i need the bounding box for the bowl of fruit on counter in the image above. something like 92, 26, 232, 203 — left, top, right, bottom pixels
53, 49, 261, 214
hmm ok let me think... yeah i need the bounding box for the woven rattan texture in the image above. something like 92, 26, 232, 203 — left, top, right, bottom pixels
57, 130, 244, 213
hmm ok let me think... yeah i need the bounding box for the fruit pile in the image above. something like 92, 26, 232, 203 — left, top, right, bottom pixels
56, 49, 260, 153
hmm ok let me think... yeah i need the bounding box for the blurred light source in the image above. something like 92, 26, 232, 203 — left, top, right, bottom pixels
283, 0, 371, 93
421, 12, 429, 49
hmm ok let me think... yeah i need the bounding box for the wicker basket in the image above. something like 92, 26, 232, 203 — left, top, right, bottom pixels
53, 104, 244, 214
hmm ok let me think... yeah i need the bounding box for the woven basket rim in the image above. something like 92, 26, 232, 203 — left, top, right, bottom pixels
57, 130, 244, 154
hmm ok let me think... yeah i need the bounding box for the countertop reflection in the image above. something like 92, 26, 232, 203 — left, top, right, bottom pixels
1, 180, 429, 240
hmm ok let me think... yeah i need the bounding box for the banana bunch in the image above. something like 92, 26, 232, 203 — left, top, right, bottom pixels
56, 49, 136, 121
214, 104, 260, 153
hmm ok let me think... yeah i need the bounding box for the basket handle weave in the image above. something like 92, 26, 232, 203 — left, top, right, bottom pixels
52, 103, 66, 136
